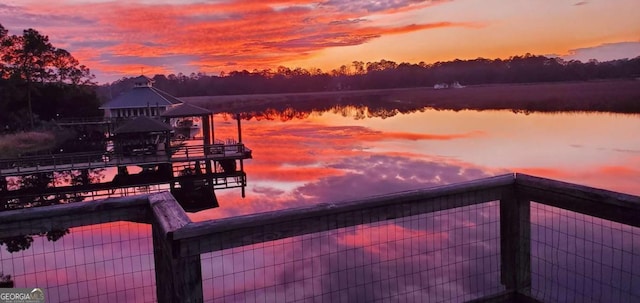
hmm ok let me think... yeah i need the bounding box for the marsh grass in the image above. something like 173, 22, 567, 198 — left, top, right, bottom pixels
0, 131, 56, 158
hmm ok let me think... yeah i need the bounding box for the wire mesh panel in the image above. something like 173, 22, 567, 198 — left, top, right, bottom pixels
530, 202, 640, 303
200, 201, 503, 303
0, 221, 156, 303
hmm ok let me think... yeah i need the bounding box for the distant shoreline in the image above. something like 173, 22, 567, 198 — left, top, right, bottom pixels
183, 80, 640, 114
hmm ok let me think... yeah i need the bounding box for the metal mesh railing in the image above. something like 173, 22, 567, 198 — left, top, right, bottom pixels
200, 202, 504, 303
0, 221, 156, 303
2, 174, 639, 302
529, 202, 640, 303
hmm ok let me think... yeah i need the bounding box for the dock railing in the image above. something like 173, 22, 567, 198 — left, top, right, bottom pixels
1, 173, 639, 302
0, 143, 250, 176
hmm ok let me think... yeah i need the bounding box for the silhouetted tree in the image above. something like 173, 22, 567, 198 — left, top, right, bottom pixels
0, 23, 97, 130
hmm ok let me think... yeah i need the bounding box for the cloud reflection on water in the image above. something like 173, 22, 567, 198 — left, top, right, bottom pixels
201, 201, 503, 302
3, 105, 640, 302
197, 111, 497, 220
194, 107, 640, 301
195, 109, 511, 301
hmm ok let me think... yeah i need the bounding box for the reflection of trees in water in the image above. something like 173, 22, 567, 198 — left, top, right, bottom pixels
4, 169, 105, 208
228, 108, 314, 122
0, 229, 69, 291
211, 90, 447, 122
0, 272, 13, 287
0, 169, 104, 253
0, 229, 69, 253
233, 101, 421, 122
201, 81, 640, 122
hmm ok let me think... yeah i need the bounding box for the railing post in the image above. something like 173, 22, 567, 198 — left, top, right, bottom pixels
152, 224, 203, 303
500, 186, 531, 295
150, 192, 203, 303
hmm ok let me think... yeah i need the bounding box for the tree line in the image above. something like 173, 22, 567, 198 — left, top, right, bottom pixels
100, 54, 640, 100
3, 22, 639, 124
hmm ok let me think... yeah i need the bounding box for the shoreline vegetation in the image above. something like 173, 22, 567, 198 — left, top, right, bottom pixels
1, 80, 637, 157
102, 54, 640, 101
183, 80, 640, 115
0, 131, 56, 158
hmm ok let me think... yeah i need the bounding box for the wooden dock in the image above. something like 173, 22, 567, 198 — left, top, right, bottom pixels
0, 143, 252, 208
0, 144, 251, 177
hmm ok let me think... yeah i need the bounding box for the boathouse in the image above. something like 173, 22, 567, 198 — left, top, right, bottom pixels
112, 116, 173, 156
99, 75, 182, 118
2, 74, 252, 212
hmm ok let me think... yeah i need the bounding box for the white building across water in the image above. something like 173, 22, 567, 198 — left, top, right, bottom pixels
99, 75, 183, 118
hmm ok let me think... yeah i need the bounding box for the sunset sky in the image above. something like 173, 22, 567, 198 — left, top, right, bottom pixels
1, 0, 639, 83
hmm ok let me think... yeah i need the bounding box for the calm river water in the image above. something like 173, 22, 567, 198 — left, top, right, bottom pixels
2, 105, 640, 302
200, 107, 640, 220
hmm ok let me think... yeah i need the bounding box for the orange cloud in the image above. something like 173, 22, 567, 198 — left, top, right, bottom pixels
355, 21, 482, 37
5, 0, 461, 81
93, 64, 172, 76
597, 165, 638, 177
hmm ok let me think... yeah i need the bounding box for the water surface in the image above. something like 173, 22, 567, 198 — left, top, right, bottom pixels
199, 107, 640, 220
3, 105, 640, 302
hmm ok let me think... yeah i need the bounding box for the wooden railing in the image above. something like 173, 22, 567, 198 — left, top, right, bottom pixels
171, 143, 250, 159
1, 173, 639, 302
0, 144, 250, 176
54, 116, 113, 125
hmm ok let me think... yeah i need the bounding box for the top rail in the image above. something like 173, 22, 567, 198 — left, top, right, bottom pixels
514, 173, 640, 227
54, 116, 112, 124
2, 173, 639, 251
2, 173, 639, 303
0, 195, 151, 238
171, 174, 516, 256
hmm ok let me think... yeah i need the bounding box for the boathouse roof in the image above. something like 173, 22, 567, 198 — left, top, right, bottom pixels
160, 102, 212, 118
132, 75, 154, 86
114, 116, 173, 134
99, 75, 183, 110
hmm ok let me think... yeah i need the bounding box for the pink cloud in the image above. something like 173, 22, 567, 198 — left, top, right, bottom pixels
337, 225, 449, 260
562, 41, 640, 62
